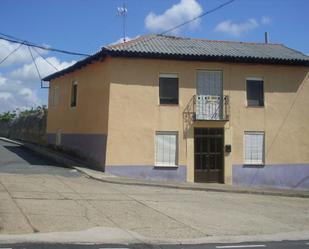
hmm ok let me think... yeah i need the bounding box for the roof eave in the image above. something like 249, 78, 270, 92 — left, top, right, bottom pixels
107, 50, 309, 66
42, 50, 107, 81
43, 48, 309, 82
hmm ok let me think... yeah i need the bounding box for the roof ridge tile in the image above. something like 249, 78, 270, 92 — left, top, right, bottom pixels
157, 34, 283, 46
105, 34, 154, 49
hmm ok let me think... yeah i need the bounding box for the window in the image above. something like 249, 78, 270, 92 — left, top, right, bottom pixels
244, 132, 264, 165
52, 85, 60, 107
159, 74, 179, 104
246, 78, 264, 106
71, 81, 78, 107
155, 132, 178, 166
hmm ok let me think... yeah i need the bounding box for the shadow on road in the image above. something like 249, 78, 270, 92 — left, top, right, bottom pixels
4, 145, 65, 167
0, 144, 80, 177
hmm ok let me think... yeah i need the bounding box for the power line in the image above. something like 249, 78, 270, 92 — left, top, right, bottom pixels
0, 37, 57, 88
161, 0, 235, 35
0, 35, 53, 88
27, 46, 42, 80
0, 34, 91, 57
0, 33, 71, 89
0, 32, 22, 40
0, 32, 24, 42
114, 0, 236, 51
32, 47, 59, 71
0, 0, 235, 77
27, 46, 47, 89
0, 0, 235, 59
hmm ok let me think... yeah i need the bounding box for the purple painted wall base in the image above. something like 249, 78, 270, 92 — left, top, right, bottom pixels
233, 164, 309, 190
105, 165, 187, 182
47, 133, 106, 169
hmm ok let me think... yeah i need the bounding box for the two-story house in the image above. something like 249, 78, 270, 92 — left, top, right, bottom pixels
43, 34, 309, 190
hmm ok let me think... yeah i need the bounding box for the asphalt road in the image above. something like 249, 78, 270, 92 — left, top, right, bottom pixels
0, 140, 76, 177
0, 139, 309, 248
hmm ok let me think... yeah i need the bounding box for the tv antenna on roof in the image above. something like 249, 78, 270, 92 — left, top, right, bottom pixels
117, 4, 128, 43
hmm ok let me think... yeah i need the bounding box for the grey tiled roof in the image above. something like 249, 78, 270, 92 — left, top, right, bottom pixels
106, 34, 309, 62
43, 34, 309, 81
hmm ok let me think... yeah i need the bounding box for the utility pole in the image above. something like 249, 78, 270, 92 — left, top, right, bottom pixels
117, 4, 128, 43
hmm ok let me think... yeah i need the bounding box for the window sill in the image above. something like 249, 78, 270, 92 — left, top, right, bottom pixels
154, 164, 178, 168
243, 163, 265, 168
245, 105, 264, 108
158, 104, 179, 107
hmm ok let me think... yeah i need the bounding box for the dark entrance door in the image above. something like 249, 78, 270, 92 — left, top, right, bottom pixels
194, 128, 224, 183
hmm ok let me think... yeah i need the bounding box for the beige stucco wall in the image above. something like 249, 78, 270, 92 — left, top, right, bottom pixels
229, 64, 309, 165
105, 57, 309, 183
47, 58, 111, 135
46, 55, 309, 183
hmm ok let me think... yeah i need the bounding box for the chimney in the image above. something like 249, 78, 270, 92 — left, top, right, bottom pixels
264, 32, 269, 44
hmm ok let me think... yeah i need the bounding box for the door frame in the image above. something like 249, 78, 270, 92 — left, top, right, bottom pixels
194, 127, 225, 183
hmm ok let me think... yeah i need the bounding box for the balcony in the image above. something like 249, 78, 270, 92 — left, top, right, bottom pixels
182, 94, 229, 138
193, 95, 229, 121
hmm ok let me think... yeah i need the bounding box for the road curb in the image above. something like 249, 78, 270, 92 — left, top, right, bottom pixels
78, 170, 309, 198
1, 137, 309, 198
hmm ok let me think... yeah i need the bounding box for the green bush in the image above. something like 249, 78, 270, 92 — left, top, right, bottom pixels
19, 105, 47, 117
0, 105, 47, 121
0, 111, 16, 122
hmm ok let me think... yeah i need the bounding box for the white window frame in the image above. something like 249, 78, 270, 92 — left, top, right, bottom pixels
244, 131, 265, 165
245, 77, 264, 107
246, 77, 263, 81
155, 131, 178, 167
158, 73, 179, 105
159, 73, 178, 78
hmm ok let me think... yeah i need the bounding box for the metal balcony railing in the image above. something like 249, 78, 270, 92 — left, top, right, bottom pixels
193, 95, 229, 121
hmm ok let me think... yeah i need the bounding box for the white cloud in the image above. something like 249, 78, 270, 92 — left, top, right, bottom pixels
215, 19, 259, 36
0, 92, 12, 101
145, 0, 203, 34
0, 75, 6, 87
215, 16, 271, 37
0, 43, 76, 113
0, 91, 40, 112
0, 74, 43, 113
0, 39, 46, 67
18, 87, 42, 107
10, 57, 75, 83
261, 16, 271, 25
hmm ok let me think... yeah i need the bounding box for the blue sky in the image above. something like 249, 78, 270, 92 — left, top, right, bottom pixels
0, 0, 308, 113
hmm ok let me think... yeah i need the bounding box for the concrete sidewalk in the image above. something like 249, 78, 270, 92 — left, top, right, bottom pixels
1, 136, 308, 198
1, 137, 309, 245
